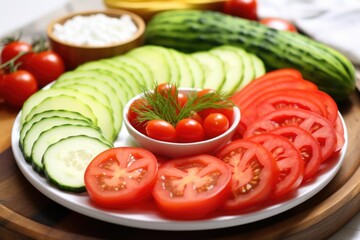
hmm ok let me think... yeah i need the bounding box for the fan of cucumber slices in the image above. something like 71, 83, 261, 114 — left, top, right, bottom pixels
17, 45, 265, 192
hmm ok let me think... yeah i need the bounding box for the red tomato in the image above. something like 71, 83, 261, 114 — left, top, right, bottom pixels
223, 0, 258, 20
1, 40, 32, 64
146, 119, 177, 142
203, 113, 230, 138
127, 98, 150, 135
189, 111, 203, 125
197, 88, 216, 98
177, 92, 188, 108
84, 147, 158, 209
333, 114, 345, 153
243, 108, 337, 162
155, 83, 176, 98
199, 107, 234, 123
260, 18, 297, 32
240, 89, 328, 127
21, 50, 65, 87
152, 154, 231, 219
311, 90, 338, 125
270, 126, 322, 182
0, 70, 38, 107
247, 133, 304, 198
175, 118, 205, 142
216, 139, 278, 211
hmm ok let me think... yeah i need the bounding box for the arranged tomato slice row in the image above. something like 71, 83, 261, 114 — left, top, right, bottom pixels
247, 133, 304, 199
269, 126, 322, 182
84, 147, 158, 209
216, 139, 278, 211
152, 154, 231, 219
243, 108, 337, 162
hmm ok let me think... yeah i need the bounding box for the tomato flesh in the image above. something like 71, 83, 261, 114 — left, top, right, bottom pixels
270, 126, 322, 182
216, 139, 278, 211
243, 108, 337, 162
84, 147, 158, 209
247, 133, 304, 198
152, 154, 231, 219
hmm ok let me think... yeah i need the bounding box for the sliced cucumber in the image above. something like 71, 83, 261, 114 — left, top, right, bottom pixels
19, 110, 92, 149
210, 46, 244, 94
22, 88, 116, 141
111, 55, 154, 89
229, 48, 256, 91
250, 53, 266, 79
192, 51, 226, 90
127, 45, 171, 84
22, 116, 92, 161
43, 135, 111, 192
185, 54, 205, 88
52, 83, 122, 134
31, 124, 110, 172
170, 49, 194, 87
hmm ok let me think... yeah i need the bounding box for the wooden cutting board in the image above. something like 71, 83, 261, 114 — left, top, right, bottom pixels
0, 92, 359, 240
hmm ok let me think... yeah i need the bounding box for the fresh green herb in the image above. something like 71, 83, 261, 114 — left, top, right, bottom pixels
133, 84, 234, 126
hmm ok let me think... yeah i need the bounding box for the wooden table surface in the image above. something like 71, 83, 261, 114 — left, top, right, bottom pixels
0, 90, 360, 240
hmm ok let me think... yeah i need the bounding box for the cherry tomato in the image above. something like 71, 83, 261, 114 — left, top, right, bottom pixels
155, 83, 176, 98
1, 40, 32, 64
128, 98, 150, 135
247, 133, 304, 199
260, 18, 297, 32
199, 107, 234, 123
0, 70, 38, 107
270, 126, 322, 182
175, 118, 205, 142
216, 139, 278, 211
189, 111, 203, 124
21, 50, 65, 87
84, 147, 158, 209
152, 154, 231, 219
146, 119, 177, 142
243, 108, 337, 162
223, 0, 258, 21
177, 92, 188, 109
203, 113, 230, 138
197, 88, 216, 98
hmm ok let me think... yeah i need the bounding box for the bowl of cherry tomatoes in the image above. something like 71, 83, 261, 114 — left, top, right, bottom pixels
123, 83, 241, 158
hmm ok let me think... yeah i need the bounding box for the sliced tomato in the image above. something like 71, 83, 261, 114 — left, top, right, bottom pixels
311, 91, 338, 125
334, 114, 345, 153
247, 133, 303, 199
243, 108, 337, 162
270, 126, 322, 182
216, 139, 278, 211
232, 78, 318, 109
152, 154, 231, 219
240, 90, 328, 127
84, 147, 158, 209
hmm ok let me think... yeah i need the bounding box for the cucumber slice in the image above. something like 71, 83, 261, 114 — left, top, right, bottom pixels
31, 124, 111, 172
77, 61, 140, 95
52, 83, 122, 134
170, 49, 194, 87
22, 88, 116, 141
22, 116, 92, 161
250, 53, 266, 78
43, 135, 111, 192
229, 48, 256, 91
55, 69, 130, 106
210, 46, 244, 94
111, 55, 154, 89
192, 51, 225, 90
185, 54, 205, 89
19, 110, 92, 149
127, 45, 171, 84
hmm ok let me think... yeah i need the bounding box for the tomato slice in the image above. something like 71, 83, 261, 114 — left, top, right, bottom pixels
334, 114, 345, 153
311, 91, 338, 125
247, 133, 303, 199
243, 108, 337, 162
270, 126, 322, 182
240, 90, 328, 127
216, 139, 278, 211
232, 79, 318, 110
84, 147, 158, 209
152, 154, 231, 219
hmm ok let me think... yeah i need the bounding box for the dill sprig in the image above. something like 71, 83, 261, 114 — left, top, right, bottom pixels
133, 84, 234, 126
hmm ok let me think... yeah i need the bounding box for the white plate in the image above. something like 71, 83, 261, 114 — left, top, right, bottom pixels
11, 112, 348, 231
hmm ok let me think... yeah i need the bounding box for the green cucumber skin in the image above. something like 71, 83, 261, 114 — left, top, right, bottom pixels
145, 10, 356, 101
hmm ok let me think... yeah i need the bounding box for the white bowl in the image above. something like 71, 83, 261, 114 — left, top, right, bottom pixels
123, 88, 241, 158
